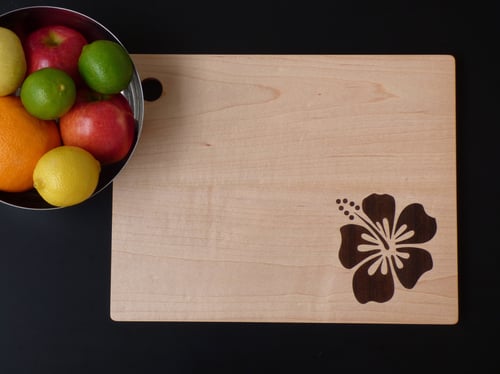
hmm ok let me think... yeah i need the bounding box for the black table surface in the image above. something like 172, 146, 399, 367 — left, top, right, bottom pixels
1, 1, 498, 372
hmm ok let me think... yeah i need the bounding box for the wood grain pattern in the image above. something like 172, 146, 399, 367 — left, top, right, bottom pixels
110, 55, 457, 323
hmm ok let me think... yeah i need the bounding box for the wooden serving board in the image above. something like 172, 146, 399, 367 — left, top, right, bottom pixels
110, 55, 457, 324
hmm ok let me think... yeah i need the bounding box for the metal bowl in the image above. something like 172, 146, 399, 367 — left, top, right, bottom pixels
0, 6, 144, 210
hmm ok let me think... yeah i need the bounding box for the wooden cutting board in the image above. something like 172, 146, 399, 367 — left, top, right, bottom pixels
110, 55, 457, 324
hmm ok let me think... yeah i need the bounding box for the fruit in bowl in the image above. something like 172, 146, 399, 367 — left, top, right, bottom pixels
0, 26, 26, 96
60, 90, 136, 165
33, 145, 101, 207
79, 39, 134, 94
0, 6, 143, 209
20, 67, 77, 120
24, 24, 88, 84
0, 96, 61, 193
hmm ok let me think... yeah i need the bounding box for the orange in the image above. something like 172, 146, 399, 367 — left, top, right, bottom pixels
0, 96, 61, 192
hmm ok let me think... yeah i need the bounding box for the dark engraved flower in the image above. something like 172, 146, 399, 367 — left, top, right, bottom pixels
337, 194, 436, 304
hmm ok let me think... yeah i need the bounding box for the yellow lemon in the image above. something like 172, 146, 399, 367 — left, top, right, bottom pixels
0, 26, 27, 96
33, 146, 101, 207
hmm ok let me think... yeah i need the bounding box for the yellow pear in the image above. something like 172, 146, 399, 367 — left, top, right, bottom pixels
0, 27, 27, 96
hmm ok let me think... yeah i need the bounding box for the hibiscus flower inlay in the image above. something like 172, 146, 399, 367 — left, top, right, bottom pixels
337, 193, 436, 304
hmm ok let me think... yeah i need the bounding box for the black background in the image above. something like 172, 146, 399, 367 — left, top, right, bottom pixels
1, 0, 498, 372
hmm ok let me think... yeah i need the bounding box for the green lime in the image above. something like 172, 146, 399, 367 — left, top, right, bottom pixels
20, 68, 76, 120
78, 40, 133, 94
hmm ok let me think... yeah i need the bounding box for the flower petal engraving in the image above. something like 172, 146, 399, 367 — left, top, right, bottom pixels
352, 256, 395, 304
395, 203, 437, 245
392, 247, 433, 288
336, 194, 437, 304
339, 224, 380, 269
362, 193, 396, 231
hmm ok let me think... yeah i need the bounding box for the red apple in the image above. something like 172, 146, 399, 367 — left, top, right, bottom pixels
59, 90, 136, 165
24, 25, 87, 84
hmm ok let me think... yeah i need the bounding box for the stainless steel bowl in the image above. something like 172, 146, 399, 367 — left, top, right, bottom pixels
0, 6, 144, 210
